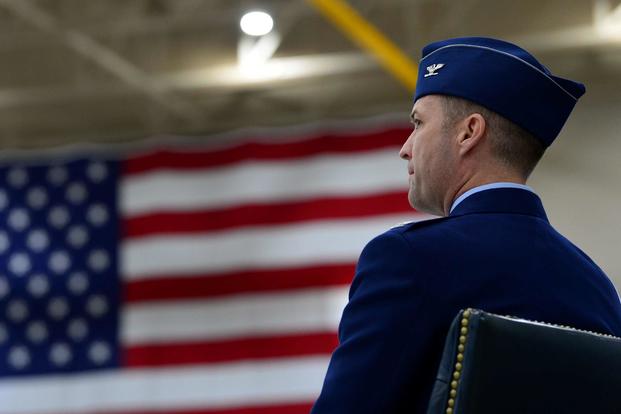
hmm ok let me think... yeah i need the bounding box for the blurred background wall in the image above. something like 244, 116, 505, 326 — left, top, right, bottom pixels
0, 1, 620, 413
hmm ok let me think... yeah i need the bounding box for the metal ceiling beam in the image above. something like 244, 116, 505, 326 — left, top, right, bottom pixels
0, 52, 378, 109
307, 0, 419, 92
0, 0, 202, 124
514, 26, 621, 52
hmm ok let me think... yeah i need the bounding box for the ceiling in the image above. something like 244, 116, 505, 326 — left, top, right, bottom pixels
0, 0, 620, 149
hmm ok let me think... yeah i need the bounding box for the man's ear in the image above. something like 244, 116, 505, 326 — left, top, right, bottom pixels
456, 113, 486, 156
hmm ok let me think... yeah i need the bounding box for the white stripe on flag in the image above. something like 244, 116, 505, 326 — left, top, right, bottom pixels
121, 149, 404, 216
121, 213, 419, 279
122, 286, 348, 345
0, 356, 330, 414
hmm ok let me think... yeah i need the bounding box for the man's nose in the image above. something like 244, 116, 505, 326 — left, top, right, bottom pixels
399, 134, 413, 160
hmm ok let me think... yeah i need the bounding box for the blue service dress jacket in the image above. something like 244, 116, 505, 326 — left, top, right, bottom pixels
310, 187, 621, 414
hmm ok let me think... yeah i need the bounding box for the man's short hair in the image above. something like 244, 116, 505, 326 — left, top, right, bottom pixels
440, 95, 545, 178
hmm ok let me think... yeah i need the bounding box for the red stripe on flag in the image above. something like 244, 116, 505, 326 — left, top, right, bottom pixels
125, 331, 338, 368
107, 402, 315, 414
123, 127, 409, 175
123, 191, 412, 238
124, 263, 355, 303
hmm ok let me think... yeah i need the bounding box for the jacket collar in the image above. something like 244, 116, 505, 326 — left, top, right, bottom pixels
448, 187, 548, 221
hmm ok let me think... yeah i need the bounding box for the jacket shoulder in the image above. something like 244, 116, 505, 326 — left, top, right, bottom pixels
363, 216, 464, 261
390, 216, 454, 235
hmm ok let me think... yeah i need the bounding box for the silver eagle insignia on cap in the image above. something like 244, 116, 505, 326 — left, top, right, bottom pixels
424, 63, 445, 77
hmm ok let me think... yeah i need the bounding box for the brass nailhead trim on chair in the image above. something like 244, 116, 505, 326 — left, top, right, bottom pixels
445, 308, 472, 414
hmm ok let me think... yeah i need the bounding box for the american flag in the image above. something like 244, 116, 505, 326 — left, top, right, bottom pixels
0, 120, 426, 414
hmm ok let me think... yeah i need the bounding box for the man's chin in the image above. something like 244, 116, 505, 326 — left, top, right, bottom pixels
407, 190, 416, 210
410, 192, 442, 216
408, 192, 423, 212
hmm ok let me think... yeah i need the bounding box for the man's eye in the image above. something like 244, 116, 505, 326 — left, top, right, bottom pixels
413, 119, 422, 128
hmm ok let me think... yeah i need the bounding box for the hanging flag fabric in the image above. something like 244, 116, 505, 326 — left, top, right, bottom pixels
0, 122, 427, 414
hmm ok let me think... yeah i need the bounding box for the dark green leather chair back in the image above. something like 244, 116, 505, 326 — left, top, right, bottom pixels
427, 308, 621, 414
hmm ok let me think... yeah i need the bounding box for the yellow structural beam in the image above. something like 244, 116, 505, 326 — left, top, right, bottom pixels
307, 0, 418, 92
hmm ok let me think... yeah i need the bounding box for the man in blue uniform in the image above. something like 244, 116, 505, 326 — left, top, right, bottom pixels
310, 37, 621, 414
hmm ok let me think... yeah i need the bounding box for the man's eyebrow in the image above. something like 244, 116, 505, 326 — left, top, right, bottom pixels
409, 110, 418, 123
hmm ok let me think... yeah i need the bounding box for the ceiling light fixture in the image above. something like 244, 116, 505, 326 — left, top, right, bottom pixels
240, 11, 274, 37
